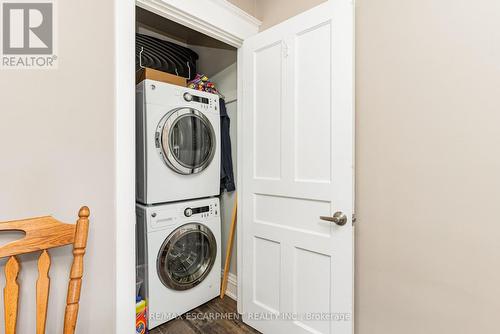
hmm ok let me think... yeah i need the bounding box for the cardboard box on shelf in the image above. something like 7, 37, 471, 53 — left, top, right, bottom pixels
136, 67, 187, 87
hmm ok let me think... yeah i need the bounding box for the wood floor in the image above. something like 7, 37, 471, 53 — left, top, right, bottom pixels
150, 297, 261, 334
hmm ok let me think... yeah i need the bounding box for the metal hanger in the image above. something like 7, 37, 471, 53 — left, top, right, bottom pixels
139, 47, 145, 69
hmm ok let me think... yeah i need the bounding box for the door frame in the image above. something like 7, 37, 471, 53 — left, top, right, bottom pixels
114, 0, 260, 332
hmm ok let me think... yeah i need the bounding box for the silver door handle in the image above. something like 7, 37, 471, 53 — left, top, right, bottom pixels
320, 211, 348, 226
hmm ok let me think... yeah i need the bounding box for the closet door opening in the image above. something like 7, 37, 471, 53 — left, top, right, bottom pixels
135, 5, 240, 332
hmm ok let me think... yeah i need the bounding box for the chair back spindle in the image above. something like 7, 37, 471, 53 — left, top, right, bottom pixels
36, 250, 51, 334
64, 207, 89, 333
4, 256, 19, 334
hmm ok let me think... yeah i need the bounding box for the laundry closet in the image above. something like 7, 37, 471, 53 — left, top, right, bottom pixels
130, 2, 354, 334
134, 6, 239, 332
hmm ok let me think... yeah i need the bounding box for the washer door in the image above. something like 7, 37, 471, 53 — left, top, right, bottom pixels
157, 223, 217, 291
157, 108, 216, 175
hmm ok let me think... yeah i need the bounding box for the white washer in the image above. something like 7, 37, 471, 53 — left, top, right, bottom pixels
136, 80, 220, 204
136, 198, 221, 330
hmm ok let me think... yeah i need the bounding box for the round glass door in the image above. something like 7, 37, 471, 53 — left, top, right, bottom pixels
157, 108, 216, 175
157, 223, 217, 291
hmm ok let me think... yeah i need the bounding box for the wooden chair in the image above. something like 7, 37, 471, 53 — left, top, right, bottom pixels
0, 206, 90, 334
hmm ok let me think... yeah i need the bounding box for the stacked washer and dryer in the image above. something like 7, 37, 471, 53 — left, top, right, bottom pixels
135, 79, 222, 329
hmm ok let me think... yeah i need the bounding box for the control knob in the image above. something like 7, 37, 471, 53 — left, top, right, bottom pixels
183, 92, 193, 102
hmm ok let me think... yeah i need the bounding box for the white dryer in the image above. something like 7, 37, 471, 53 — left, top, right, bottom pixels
136, 198, 221, 329
136, 80, 220, 204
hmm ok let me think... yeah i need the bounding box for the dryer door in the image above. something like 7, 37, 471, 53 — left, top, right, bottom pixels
157, 108, 216, 175
157, 223, 217, 291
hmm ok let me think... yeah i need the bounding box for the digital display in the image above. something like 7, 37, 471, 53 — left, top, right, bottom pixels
192, 96, 209, 104
192, 206, 210, 214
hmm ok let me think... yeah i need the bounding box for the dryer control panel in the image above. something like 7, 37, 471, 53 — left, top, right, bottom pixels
182, 91, 218, 111
183, 202, 218, 218
140, 79, 219, 113
183, 92, 209, 104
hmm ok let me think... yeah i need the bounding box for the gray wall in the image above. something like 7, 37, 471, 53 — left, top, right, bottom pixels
356, 0, 500, 332
0, 0, 116, 332
227, 0, 257, 17
228, 0, 327, 30
255, 0, 326, 30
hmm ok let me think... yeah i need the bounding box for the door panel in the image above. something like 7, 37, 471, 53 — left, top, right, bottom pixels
254, 42, 283, 180
254, 194, 331, 236
254, 237, 281, 313
295, 22, 333, 183
240, 1, 354, 333
293, 247, 331, 333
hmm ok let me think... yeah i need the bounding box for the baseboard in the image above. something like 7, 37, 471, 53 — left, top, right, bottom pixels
221, 271, 237, 301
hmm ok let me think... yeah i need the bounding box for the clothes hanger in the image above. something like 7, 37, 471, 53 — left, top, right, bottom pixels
139, 47, 145, 69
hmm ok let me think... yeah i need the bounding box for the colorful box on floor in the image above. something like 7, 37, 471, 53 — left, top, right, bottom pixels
136, 297, 148, 334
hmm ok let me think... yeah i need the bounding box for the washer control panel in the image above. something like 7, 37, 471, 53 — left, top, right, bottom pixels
143, 198, 220, 232
184, 203, 218, 218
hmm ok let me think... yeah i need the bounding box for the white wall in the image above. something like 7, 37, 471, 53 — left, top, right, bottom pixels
212, 63, 238, 279
0, 0, 116, 332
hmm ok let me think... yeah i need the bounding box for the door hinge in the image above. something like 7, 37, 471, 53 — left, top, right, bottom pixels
282, 41, 289, 58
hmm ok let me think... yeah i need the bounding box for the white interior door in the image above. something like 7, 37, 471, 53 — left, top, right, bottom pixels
239, 1, 354, 333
